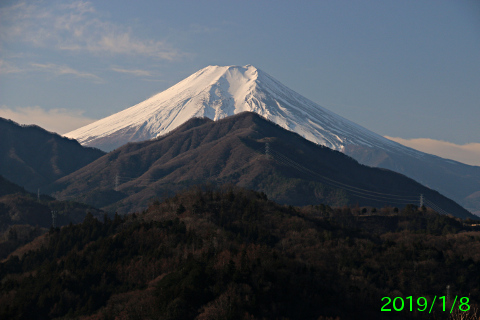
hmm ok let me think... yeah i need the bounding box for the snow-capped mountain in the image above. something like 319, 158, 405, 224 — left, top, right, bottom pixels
65, 65, 480, 215
65, 65, 410, 154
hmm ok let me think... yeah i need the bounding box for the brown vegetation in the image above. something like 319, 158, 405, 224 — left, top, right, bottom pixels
0, 185, 478, 319
52, 113, 474, 219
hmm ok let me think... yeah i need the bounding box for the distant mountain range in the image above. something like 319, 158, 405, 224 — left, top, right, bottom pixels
0, 117, 105, 192
64, 65, 480, 215
53, 112, 475, 219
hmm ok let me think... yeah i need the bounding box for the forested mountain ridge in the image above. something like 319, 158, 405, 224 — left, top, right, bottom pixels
53, 112, 475, 219
1, 186, 478, 319
0, 117, 105, 192
64, 64, 480, 214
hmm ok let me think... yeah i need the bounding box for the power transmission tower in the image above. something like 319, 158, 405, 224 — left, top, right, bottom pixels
420, 194, 424, 208
37, 188, 40, 200
115, 174, 119, 191
51, 210, 57, 228
265, 142, 271, 159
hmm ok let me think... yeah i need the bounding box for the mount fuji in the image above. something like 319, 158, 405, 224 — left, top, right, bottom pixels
65, 65, 480, 215
65, 65, 404, 154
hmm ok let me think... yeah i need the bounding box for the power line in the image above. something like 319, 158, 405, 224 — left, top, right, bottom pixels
424, 198, 451, 216
110, 143, 453, 215
266, 146, 455, 214
271, 148, 417, 198
266, 147, 418, 204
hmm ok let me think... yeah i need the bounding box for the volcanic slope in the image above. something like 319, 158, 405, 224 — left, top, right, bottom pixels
55, 113, 474, 219
65, 65, 400, 154
0, 118, 105, 192
64, 65, 480, 214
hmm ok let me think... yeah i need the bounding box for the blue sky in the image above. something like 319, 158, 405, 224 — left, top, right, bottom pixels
1, 0, 479, 165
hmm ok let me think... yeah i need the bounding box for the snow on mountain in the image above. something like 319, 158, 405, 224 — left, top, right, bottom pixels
64, 65, 414, 154
64, 65, 480, 214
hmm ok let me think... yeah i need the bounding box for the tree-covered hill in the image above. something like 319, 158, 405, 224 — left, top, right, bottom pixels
1, 185, 479, 320
0, 117, 105, 192
52, 112, 475, 219
0, 175, 103, 260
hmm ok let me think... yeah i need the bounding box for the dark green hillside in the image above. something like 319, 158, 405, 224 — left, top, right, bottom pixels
0, 117, 105, 192
53, 112, 474, 219
0, 186, 478, 319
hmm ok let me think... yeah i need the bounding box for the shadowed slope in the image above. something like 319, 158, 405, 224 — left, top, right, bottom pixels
0, 118, 105, 192
54, 113, 474, 218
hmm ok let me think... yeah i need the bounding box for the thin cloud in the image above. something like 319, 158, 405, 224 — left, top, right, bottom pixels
31, 62, 103, 82
0, 1, 180, 59
0, 106, 97, 135
0, 59, 22, 74
386, 136, 480, 167
111, 66, 153, 77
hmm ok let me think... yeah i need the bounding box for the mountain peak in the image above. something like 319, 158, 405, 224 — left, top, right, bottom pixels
189, 64, 259, 85
202, 64, 256, 71
65, 64, 402, 154
60, 65, 480, 214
